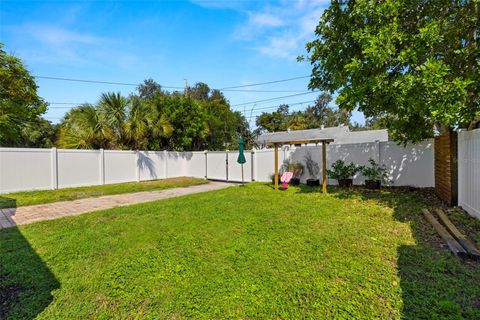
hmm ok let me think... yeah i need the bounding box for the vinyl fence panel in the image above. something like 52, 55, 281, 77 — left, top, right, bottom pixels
185, 152, 206, 179
0, 148, 52, 193
227, 151, 252, 182
458, 129, 480, 219
380, 140, 434, 187
104, 150, 137, 184
58, 149, 101, 188
254, 148, 286, 182
138, 151, 166, 181
206, 152, 227, 180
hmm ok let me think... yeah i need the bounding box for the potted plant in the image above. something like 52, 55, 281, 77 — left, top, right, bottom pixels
326, 159, 359, 187
304, 151, 320, 186
360, 158, 388, 189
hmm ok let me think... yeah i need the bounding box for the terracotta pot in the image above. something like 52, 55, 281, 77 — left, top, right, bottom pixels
365, 179, 381, 189
338, 178, 353, 188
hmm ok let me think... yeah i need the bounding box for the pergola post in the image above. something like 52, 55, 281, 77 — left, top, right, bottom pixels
322, 141, 327, 193
274, 143, 279, 191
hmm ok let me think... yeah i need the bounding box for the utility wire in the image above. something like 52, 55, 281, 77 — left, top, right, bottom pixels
231, 91, 319, 107
34, 75, 310, 92
46, 92, 319, 109
34, 76, 184, 89
219, 75, 310, 90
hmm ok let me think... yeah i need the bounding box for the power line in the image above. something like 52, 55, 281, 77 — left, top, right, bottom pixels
231, 91, 319, 107
46, 91, 320, 109
221, 89, 307, 93
34, 76, 184, 89
48, 102, 86, 105
34, 74, 311, 92
219, 75, 310, 90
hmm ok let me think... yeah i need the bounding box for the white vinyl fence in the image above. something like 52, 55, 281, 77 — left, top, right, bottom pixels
458, 129, 480, 219
290, 140, 434, 187
0, 141, 434, 194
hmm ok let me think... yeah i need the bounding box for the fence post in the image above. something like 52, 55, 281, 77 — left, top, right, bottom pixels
51, 147, 58, 190
376, 140, 381, 164
204, 150, 208, 179
135, 150, 140, 182
251, 150, 255, 181
225, 150, 229, 181
163, 150, 168, 179
99, 148, 105, 185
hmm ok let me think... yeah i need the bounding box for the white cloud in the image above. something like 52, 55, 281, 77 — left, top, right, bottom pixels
258, 34, 299, 60
233, 0, 329, 59
189, 0, 246, 10
25, 24, 105, 47
250, 13, 283, 27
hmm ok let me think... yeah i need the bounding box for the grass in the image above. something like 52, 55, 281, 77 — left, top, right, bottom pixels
0, 177, 207, 209
1, 183, 479, 319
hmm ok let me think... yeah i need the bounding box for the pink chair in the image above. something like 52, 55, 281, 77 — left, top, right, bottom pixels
280, 172, 294, 189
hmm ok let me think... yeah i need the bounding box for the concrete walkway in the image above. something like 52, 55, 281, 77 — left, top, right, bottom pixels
0, 181, 233, 229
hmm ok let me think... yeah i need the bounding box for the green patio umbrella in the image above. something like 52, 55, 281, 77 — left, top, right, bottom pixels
237, 136, 246, 185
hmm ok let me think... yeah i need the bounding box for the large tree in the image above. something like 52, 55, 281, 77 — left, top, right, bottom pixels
57, 82, 251, 151
303, 0, 479, 143
255, 94, 351, 133
0, 44, 49, 146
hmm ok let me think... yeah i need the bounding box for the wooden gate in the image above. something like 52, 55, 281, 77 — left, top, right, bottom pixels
434, 132, 458, 206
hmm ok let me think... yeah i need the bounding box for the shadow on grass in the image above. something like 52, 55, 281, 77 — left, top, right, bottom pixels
0, 198, 59, 319
328, 186, 480, 319
0, 196, 17, 210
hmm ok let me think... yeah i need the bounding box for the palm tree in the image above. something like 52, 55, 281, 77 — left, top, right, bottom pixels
97, 92, 128, 148
56, 104, 107, 149
57, 92, 176, 150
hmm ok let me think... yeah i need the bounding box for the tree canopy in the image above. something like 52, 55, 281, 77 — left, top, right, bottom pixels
255, 93, 351, 133
303, 0, 479, 143
0, 43, 55, 147
57, 81, 254, 151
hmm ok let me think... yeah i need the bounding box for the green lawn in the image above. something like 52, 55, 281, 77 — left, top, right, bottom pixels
0, 177, 207, 209
1, 183, 479, 319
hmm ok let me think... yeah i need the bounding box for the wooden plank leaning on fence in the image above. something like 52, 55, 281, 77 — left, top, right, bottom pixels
434, 208, 480, 260
422, 209, 468, 258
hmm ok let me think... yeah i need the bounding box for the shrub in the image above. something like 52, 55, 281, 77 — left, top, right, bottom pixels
327, 160, 359, 181
361, 158, 389, 183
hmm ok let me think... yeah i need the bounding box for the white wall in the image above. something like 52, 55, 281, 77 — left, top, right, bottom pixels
458, 129, 480, 219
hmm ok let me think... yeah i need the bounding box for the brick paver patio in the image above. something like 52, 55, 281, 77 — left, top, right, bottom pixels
0, 181, 233, 229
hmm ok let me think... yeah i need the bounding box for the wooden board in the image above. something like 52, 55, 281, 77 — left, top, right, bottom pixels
435, 209, 480, 260
422, 209, 467, 258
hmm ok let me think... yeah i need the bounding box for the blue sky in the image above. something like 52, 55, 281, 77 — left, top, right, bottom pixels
0, 0, 364, 126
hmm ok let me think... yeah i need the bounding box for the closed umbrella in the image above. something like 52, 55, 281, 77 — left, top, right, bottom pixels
237, 136, 246, 185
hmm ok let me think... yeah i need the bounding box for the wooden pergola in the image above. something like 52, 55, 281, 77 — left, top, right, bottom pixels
272, 138, 334, 193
